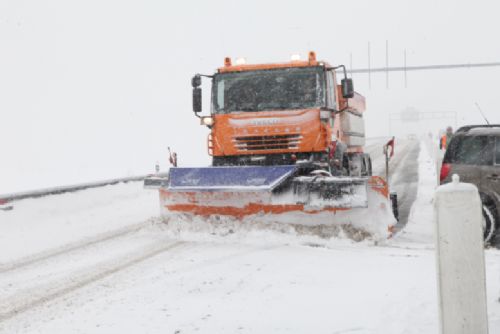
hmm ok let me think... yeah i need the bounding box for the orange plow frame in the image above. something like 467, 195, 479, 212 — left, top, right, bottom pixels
158, 176, 396, 240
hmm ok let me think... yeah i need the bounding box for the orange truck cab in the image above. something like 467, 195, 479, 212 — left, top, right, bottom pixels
192, 51, 370, 177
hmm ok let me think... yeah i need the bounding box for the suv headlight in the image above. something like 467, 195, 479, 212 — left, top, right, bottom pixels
200, 116, 214, 126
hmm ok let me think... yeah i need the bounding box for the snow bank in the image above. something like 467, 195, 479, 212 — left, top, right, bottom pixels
394, 140, 436, 246
156, 214, 366, 249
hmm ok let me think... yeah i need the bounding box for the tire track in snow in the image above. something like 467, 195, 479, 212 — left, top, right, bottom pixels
388, 140, 420, 230
0, 239, 185, 322
366, 138, 420, 228
0, 219, 158, 274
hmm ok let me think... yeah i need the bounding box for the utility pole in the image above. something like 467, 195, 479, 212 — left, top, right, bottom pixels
368, 41, 371, 89
350, 52, 353, 77
404, 49, 407, 88
385, 40, 389, 89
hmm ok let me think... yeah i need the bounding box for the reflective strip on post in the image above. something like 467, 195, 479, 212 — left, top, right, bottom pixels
434, 174, 489, 334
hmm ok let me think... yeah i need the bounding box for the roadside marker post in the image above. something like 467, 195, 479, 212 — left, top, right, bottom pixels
434, 174, 488, 334
383, 136, 395, 183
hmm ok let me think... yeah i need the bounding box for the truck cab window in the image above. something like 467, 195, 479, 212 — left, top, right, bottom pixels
217, 81, 225, 112
212, 67, 325, 113
326, 71, 337, 110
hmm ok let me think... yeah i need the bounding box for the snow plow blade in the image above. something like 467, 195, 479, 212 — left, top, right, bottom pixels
168, 165, 296, 191
156, 166, 396, 240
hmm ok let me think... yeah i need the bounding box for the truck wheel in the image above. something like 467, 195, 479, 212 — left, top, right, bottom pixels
367, 156, 373, 176
390, 192, 399, 221
482, 204, 497, 245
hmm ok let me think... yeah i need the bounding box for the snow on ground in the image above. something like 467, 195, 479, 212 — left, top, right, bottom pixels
0, 139, 499, 333
0, 235, 440, 334
393, 139, 500, 329
0, 182, 158, 262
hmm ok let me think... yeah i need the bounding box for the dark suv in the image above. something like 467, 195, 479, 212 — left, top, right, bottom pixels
440, 125, 500, 245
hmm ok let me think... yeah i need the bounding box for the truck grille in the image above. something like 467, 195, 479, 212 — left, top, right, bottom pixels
233, 134, 302, 151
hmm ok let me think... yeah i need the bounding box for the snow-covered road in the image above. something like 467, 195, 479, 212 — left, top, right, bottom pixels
1, 138, 499, 333
366, 137, 420, 228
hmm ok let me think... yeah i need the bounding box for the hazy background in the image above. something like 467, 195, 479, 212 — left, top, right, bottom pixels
1, 0, 499, 193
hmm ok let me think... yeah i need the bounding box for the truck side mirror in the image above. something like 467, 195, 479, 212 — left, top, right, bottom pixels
193, 87, 202, 113
341, 78, 354, 99
192, 74, 201, 88
192, 74, 202, 113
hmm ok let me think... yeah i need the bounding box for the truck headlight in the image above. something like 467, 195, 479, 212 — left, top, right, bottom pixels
200, 116, 214, 126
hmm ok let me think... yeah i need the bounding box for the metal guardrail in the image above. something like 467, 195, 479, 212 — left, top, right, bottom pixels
0, 174, 157, 202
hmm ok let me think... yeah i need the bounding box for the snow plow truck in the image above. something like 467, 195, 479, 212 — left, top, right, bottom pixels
146, 52, 397, 240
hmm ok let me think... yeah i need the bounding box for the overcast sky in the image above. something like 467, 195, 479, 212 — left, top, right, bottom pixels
1, 0, 499, 193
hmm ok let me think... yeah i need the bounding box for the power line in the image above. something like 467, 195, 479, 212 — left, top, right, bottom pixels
347, 61, 500, 74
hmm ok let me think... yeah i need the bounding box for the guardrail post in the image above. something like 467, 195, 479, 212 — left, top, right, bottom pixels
434, 174, 488, 334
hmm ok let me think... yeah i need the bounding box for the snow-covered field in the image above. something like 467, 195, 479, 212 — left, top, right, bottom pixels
1, 139, 499, 333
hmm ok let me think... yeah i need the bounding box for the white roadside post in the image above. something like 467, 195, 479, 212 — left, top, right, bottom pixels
434, 174, 489, 334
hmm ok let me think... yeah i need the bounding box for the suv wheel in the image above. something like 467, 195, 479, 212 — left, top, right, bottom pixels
482, 204, 497, 244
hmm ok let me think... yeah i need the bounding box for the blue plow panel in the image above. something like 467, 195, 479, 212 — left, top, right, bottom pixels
168, 165, 297, 191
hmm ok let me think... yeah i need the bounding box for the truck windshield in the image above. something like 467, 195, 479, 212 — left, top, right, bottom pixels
212, 67, 325, 113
